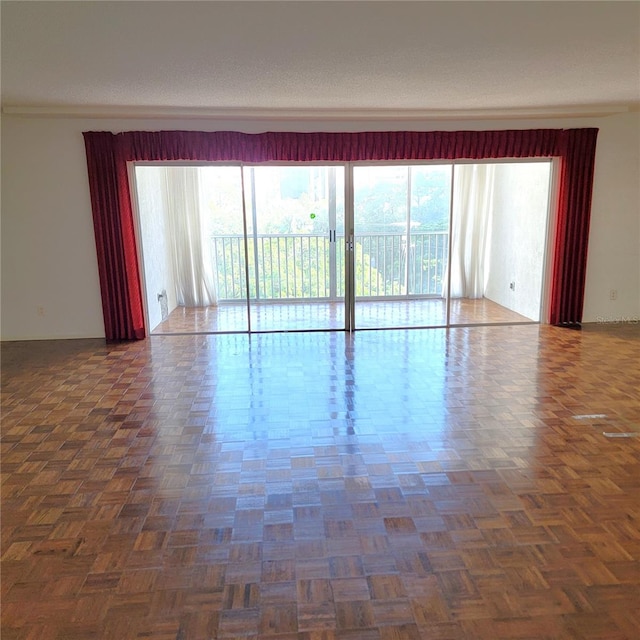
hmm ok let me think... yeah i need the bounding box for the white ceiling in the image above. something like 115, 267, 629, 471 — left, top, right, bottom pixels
2, 0, 639, 119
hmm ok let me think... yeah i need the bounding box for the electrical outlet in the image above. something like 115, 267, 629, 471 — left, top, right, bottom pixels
36, 306, 45, 317
509, 282, 516, 291
159, 289, 169, 321
609, 289, 618, 301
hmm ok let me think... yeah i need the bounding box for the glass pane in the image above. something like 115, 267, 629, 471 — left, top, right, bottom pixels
408, 166, 452, 298
449, 161, 551, 326
245, 165, 345, 331
354, 165, 407, 298
135, 164, 249, 334
353, 164, 451, 329
200, 166, 249, 332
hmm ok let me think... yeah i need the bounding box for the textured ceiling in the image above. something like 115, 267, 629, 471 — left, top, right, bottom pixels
2, 1, 639, 118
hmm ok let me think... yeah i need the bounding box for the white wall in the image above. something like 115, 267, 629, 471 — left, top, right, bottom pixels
1, 117, 104, 340
485, 162, 551, 321
1, 112, 638, 340
582, 112, 640, 323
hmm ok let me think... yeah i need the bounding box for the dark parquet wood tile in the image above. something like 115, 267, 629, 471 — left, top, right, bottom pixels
2, 324, 640, 639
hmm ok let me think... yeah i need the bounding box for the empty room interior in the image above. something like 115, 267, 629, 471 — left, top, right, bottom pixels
1, 2, 639, 639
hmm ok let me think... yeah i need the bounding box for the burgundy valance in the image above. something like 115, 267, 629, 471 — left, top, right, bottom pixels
117, 129, 563, 163
84, 128, 598, 340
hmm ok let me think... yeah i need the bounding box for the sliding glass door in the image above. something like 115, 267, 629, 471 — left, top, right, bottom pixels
351, 164, 452, 329
134, 160, 552, 335
349, 160, 552, 330
135, 164, 250, 334
447, 161, 552, 326
135, 163, 346, 334
245, 166, 345, 331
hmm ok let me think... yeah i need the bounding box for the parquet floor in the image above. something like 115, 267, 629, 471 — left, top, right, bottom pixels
2, 323, 639, 639
152, 298, 531, 334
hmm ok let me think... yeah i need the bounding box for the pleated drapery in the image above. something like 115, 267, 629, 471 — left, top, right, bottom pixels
83, 128, 598, 340
83, 132, 145, 340
163, 167, 218, 308
446, 164, 496, 299
549, 129, 598, 326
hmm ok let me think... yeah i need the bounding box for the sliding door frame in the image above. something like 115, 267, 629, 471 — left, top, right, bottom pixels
131, 156, 557, 336
132, 160, 351, 335
446, 157, 555, 328
447, 156, 560, 327
345, 163, 355, 332
347, 158, 555, 331
348, 160, 454, 331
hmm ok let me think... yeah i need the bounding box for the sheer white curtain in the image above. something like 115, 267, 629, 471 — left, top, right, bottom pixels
445, 164, 495, 299
163, 167, 218, 307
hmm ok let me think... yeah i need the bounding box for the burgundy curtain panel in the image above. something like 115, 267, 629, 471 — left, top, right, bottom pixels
83, 132, 145, 340
549, 129, 598, 326
83, 128, 598, 340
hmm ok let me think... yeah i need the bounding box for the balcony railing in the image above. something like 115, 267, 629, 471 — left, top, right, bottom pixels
212, 232, 448, 301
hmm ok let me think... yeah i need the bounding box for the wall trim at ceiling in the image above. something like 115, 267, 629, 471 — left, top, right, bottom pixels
1, 104, 632, 121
